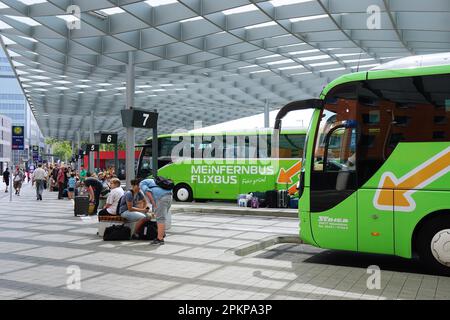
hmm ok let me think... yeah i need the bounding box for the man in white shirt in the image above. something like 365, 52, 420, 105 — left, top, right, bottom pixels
98, 178, 124, 216
32, 164, 47, 201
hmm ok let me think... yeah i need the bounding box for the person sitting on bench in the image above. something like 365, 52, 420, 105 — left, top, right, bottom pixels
98, 178, 124, 216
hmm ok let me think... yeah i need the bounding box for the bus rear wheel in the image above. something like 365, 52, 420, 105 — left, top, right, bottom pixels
417, 216, 450, 276
173, 184, 193, 202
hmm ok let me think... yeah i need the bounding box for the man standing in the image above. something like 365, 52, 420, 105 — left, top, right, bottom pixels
140, 178, 173, 245
32, 164, 47, 201
2, 168, 10, 193
57, 165, 66, 199
84, 173, 104, 214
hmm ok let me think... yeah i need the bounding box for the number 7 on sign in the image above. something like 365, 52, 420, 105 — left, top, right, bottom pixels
143, 113, 150, 126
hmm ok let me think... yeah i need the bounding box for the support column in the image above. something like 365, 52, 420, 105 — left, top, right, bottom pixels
114, 141, 119, 177
77, 131, 81, 172
264, 99, 270, 128
125, 51, 135, 189
89, 111, 95, 173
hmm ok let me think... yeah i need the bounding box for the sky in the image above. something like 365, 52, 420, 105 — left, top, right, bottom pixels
189, 108, 314, 133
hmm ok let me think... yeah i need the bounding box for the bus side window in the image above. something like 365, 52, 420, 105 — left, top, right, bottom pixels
279, 134, 305, 159
257, 134, 271, 158
223, 135, 237, 159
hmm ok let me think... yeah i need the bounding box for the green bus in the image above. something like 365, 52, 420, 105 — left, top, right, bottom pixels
137, 129, 307, 202
275, 53, 450, 274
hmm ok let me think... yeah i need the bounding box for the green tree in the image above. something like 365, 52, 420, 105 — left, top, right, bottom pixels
45, 138, 73, 162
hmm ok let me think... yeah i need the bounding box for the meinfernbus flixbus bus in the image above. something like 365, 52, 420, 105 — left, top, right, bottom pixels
137, 129, 306, 202
275, 53, 450, 274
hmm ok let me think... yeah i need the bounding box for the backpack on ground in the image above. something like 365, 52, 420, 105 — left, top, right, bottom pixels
103, 224, 131, 241
155, 176, 174, 190
137, 220, 158, 240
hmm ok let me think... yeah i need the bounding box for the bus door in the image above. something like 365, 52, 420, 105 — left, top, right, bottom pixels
355, 99, 395, 255
310, 108, 358, 251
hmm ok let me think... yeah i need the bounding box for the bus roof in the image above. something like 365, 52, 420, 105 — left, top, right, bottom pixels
145, 128, 307, 142
320, 52, 450, 99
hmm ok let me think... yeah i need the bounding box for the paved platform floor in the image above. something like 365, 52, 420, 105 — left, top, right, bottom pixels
0, 183, 449, 300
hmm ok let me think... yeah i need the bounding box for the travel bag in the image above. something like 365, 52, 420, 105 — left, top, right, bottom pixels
251, 197, 260, 209
137, 220, 158, 240
74, 196, 89, 216
289, 198, 299, 209
265, 190, 278, 208
278, 190, 289, 208
103, 225, 131, 241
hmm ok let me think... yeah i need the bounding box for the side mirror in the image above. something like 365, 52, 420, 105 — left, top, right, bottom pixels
274, 99, 323, 130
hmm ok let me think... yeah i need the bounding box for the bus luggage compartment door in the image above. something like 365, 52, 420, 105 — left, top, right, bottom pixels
357, 188, 394, 255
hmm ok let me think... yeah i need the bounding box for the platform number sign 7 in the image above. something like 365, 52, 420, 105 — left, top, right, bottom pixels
124, 109, 158, 129
142, 113, 150, 127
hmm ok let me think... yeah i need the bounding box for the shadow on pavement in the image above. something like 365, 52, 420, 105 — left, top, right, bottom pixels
256, 243, 445, 277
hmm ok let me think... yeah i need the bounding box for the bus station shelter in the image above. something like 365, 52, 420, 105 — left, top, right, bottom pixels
0, 0, 449, 186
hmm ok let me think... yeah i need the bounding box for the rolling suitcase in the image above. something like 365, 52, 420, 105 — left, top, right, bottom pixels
265, 190, 278, 208
278, 190, 289, 208
289, 198, 299, 209
74, 196, 89, 216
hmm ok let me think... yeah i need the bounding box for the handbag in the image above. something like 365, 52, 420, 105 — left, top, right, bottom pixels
88, 202, 96, 215
103, 225, 131, 241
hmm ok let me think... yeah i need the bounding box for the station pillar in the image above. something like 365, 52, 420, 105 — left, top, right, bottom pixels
89, 111, 95, 173
264, 99, 270, 128
125, 51, 135, 189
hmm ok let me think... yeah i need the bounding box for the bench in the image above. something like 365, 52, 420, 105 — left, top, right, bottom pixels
97, 215, 137, 237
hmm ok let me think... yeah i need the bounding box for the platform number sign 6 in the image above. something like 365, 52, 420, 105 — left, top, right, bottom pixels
100, 133, 117, 144
90, 145, 95, 151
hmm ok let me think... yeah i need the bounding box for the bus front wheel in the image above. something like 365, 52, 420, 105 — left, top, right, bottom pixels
173, 184, 193, 202
417, 216, 450, 275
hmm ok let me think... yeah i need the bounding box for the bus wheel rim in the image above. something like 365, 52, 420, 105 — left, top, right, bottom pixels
177, 188, 189, 201
431, 229, 450, 267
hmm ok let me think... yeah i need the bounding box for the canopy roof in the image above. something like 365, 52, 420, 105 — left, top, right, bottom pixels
0, 0, 449, 142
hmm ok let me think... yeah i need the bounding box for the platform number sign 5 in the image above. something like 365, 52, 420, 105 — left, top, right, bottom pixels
85, 144, 99, 153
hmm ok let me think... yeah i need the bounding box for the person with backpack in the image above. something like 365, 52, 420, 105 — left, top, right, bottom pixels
98, 178, 124, 216
67, 173, 77, 200
2, 167, 10, 193
140, 177, 173, 245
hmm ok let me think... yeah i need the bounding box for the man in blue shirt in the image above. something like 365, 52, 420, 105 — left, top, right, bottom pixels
140, 178, 173, 245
